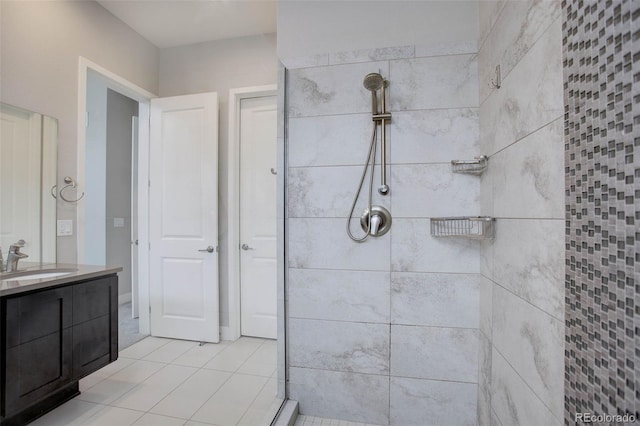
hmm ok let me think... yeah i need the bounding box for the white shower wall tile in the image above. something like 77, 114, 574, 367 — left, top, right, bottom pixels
478, 1, 507, 51
390, 377, 477, 426
287, 61, 390, 118
289, 367, 389, 425
288, 268, 390, 323
288, 114, 372, 167
478, 331, 492, 395
288, 218, 390, 271
281, 54, 329, 70
288, 165, 389, 218
477, 386, 492, 426
390, 325, 478, 383
391, 272, 479, 328
490, 348, 561, 426
492, 219, 565, 319
284, 44, 488, 426
415, 40, 477, 58
390, 108, 479, 165
478, 0, 561, 104
289, 318, 389, 375
480, 238, 493, 281
491, 120, 564, 219
491, 285, 564, 419
479, 169, 494, 219
389, 55, 478, 111
329, 45, 414, 65
391, 164, 480, 218
491, 407, 504, 426
391, 219, 480, 273
480, 19, 563, 155
478, 276, 493, 338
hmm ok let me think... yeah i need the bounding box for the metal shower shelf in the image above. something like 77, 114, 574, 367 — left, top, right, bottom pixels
430, 216, 495, 239
451, 155, 488, 175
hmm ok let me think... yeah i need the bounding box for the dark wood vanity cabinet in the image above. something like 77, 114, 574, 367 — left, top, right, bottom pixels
0, 274, 118, 425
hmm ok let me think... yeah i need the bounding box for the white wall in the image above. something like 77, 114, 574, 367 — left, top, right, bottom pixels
106, 89, 138, 299
277, 0, 478, 59
159, 33, 278, 327
0, 1, 159, 263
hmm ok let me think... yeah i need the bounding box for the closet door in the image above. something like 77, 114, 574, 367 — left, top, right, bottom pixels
149, 92, 219, 343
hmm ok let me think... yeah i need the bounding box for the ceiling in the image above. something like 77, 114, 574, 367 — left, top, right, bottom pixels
96, 0, 277, 49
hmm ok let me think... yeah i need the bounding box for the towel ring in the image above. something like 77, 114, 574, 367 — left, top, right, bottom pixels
52, 177, 85, 203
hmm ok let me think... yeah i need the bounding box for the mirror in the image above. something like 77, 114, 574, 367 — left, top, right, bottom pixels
0, 103, 57, 263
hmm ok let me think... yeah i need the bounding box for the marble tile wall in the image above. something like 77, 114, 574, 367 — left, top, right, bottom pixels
477, 1, 565, 425
285, 41, 481, 425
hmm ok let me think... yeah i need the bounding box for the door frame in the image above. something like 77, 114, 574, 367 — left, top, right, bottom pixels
76, 56, 156, 334
225, 85, 277, 341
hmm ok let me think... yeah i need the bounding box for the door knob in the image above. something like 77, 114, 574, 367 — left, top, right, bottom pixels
198, 246, 215, 253
241, 244, 254, 251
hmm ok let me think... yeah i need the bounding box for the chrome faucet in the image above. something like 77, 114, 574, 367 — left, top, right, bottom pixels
6, 240, 28, 272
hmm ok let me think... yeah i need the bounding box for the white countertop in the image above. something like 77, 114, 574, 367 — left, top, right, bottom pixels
0, 263, 123, 297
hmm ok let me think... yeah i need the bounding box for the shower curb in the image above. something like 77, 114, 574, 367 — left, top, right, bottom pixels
272, 400, 299, 426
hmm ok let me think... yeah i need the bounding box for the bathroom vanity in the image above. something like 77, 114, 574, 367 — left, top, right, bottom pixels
0, 264, 122, 425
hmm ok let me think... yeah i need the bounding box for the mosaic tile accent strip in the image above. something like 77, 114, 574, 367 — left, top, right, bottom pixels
563, 0, 640, 423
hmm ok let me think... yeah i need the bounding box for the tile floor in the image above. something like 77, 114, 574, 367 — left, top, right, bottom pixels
32, 336, 282, 426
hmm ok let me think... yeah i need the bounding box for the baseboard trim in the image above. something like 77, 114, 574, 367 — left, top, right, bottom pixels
118, 292, 132, 305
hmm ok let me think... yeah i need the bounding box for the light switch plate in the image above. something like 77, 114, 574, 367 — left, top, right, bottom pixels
114, 217, 125, 228
57, 220, 73, 236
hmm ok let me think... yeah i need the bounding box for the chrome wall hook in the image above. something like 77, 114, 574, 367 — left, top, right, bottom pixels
488, 64, 501, 89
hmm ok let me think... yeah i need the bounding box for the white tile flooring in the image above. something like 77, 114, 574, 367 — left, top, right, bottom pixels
293, 415, 380, 426
32, 336, 282, 426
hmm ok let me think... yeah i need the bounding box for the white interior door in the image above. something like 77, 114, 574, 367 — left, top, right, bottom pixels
149, 92, 219, 343
240, 95, 277, 339
0, 105, 42, 261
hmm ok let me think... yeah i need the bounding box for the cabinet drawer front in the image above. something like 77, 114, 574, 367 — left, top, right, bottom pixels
4, 329, 73, 416
5, 287, 72, 348
73, 276, 117, 325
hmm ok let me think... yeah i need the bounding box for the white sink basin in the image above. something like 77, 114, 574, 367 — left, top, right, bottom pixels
1, 271, 73, 282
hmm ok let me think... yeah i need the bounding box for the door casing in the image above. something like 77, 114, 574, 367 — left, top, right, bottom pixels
225, 85, 277, 341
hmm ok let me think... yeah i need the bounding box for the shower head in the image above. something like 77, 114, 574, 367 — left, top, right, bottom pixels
363, 73, 384, 115
363, 73, 385, 91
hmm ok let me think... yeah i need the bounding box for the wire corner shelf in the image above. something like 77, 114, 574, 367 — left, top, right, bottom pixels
430, 216, 495, 240
451, 155, 488, 175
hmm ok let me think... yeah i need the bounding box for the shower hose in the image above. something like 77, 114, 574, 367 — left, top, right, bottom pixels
346, 123, 378, 242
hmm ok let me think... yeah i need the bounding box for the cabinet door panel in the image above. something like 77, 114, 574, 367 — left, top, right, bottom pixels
72, 316, 111, 378
72, 275, 118, 379
72, 277, 115, 324
4, 328, 72, 416
6, 287, 72, 348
